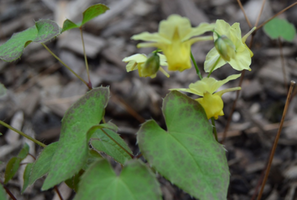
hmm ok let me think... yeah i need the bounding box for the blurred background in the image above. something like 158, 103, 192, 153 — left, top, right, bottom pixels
0, 0, 297, 199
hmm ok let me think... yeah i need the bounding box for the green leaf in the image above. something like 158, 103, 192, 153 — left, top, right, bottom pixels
82, 4, 109, 25
21, 142, 59, 193
17, 143, 30, 159
0, 19, 61, 62
0, 184, 7, 200
4, 143, 30, 184
34, 19, 61, 43
4, 157, 22, 184
22, 163, 34, 193
88, 125, 132, 165
65, 170, 84, 192
263, 17, 296, 41
74, 159, 162, 200
61, 4, 109, 32
0, 27, 37, 61
42, 87, 110, 190
0, 83, 7, 97
61, 19, 79, 33
137, 91, 230, 200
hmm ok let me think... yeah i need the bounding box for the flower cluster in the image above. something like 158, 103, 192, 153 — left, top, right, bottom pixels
123, 15, 255, 120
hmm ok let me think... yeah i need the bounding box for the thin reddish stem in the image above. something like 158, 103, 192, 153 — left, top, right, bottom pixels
236, 0, 252, 28
255, 0, 267, 27
54, 185, 64, 200
257, 81, 295, 200
278, 37, 288, 91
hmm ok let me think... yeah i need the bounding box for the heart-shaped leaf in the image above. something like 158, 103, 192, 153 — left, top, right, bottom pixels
263, 17, 296, 42
42, 87, 109, 190
0, 19, 61, 62
34, 19, 61, 43
0, 27, 37, 61
62, 4, 109, 32
88, 125, 133, 164
74, 159, 162, 200
137, 91, 230, 200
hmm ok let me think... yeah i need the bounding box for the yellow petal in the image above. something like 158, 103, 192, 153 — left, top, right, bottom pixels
204, 47, 226, 72
197, 93, 224, 119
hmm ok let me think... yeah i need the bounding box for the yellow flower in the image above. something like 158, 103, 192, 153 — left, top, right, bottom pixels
171, 74, 241, 119
122, 53, 169, 78
132, 15, 214, 72
204, 20, 256, 72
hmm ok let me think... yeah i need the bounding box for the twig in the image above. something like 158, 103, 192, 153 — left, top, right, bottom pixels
42, 43, 91, 90
79, 27, 92, 89
257, 81, 295, 200
278, 37, 288, 91
255, 0, 267, 27
256, 2, 297, 31
1, 179, 17, 200
0, 120, 46, 148
220, 70, 245, 144
54, 185, 64, 200
236, 0, 252, 28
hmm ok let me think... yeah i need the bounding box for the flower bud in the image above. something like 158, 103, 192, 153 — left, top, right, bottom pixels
139, 52, 160, 77
214, 35, 236, 62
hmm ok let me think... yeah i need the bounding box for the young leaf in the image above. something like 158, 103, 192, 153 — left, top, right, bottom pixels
61, 19, 79, 33
42, 87, 110, 190
4, 143, 30, 184
61, 4, 109, 32
263, 17, 296, 42
88, 125, 132, 164
22, 163, 34, 193
137, 91, 230, 200
4, 157, 22, 184
74, 159, 162, 200
0, 184, 7, 200
21, 142, 59, 193
81, 4, 109, 25
34, 19, 61, 43
0, 27, 37, 61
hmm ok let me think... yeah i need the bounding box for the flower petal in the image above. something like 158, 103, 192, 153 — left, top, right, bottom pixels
132, 32, 171, 44
197, 93, 224, 119
204, 47, 226, 72
216, 87, 241, 97
182, 23, 215, 41
228, 47, 252, 71
122, 54, 147, 63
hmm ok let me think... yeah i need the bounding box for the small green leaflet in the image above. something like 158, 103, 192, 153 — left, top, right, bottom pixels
0, 19, 61, 62
263, 17, 296, 41
87, 125, 133, 165
4, 143, 30, 184
74, 159, 162, 200
137, 91, 230, 200
22, 142, 59, 193
42, 87, 109, 190
62, 4, 109, 32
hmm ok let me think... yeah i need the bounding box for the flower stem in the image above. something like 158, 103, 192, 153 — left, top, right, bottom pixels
207, 56, 221, 78
0, 120, 46, 148
41, 43, 91, 90
79, 27, 92, 89
190, 51, 203, 80
211, 118, 218, 142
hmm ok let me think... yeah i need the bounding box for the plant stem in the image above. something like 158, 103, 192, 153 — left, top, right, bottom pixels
54, 185, 64, 200
41, 43, 91, 90
256, 2, 297, 31
190, 51, 202, 80
0, 120, 46, 148
79, 27, 92, 89
211, 118, 218, 142
278, 37, 288, 91
207, 56, 221, 77
1, 182, 17, 200
236, 0, 252, 28
257, 81, 295, 200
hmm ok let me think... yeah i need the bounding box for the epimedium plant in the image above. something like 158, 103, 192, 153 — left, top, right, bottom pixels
0, 3, 296, 200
